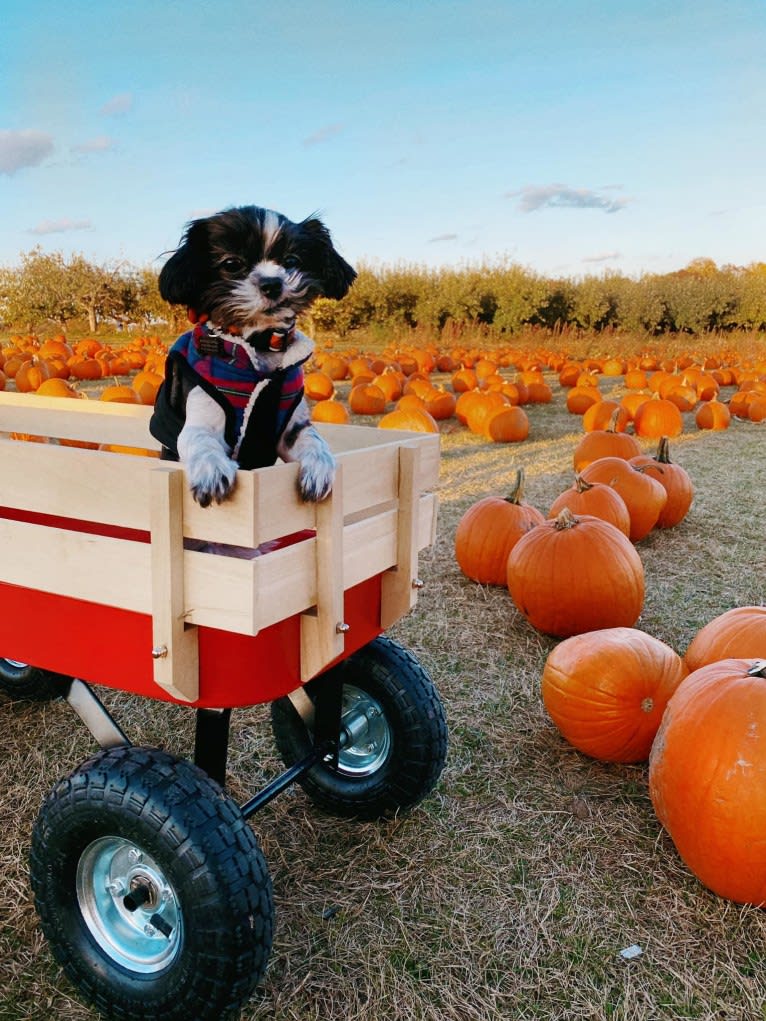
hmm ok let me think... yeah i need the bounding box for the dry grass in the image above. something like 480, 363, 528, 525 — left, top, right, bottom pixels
1, 369, 766, 1021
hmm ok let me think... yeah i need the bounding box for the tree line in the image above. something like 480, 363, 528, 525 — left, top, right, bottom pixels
2, 248, 766, 337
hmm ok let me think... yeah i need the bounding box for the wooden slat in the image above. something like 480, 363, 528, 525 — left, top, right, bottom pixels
380, 443, 421, 628
0, 406, 438, 548
0, 392, 162, 448
299, 465, 346, 682
0, 492, 437, 636
0, 437, 261, 547
149, 467, 199, 703
0, 517, 151, 611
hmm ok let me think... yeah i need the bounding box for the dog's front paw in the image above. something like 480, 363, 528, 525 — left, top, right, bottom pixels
298, 449, 336, 502
186, 449, 238, 507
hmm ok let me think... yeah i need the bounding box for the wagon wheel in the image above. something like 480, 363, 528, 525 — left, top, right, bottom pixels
270, 636, 448, 819
0, 658, 71, 701
30, 746, 274, 1021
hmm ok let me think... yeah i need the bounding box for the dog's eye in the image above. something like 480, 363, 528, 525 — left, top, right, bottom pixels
220, 256, 246, 273
283, 254, 301, 270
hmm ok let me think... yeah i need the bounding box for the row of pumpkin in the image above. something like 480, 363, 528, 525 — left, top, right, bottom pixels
2, 335, 765, 433
453, 436, 766, 909
304, 342, 766, 436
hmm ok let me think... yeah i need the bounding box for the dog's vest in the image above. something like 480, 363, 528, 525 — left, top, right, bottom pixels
149, 324, 308, 469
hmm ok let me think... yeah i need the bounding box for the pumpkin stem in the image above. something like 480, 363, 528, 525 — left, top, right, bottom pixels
504, 467, 526, 506
573, 473, 596, 494
553, 506, 579, 530
655, 436, 672, 464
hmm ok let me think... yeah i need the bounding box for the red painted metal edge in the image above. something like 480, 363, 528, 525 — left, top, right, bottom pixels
0, 576, 382, 708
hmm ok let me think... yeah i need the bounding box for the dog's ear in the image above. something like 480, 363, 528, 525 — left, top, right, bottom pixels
158, 219, 211, 306
301, 218, 357, 300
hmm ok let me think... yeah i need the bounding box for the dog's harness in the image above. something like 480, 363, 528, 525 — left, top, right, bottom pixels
149, 323, 309, 469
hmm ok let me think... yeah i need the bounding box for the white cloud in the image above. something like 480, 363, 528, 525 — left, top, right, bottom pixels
303, 123, 344, 146
71, 136, 116, 154
0, 129, 54, 175
28, 218, 93, 236
100, 93, 133, 116
428, 233, 459, 243
508, 183, 630, 214
582, 251, 622, 263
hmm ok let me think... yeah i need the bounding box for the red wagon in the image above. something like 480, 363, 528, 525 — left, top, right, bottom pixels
0, 392, 447, 1021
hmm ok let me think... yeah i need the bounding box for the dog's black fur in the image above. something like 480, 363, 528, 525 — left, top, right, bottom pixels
152, 205, 356, 506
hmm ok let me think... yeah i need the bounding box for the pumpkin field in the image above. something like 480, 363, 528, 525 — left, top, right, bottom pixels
1, 326, 765, 1021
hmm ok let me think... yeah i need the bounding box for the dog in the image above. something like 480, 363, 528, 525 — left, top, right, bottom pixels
149, 205, 356, 507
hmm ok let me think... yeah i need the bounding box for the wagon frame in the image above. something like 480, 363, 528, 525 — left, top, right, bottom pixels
0, 391, 447, 1021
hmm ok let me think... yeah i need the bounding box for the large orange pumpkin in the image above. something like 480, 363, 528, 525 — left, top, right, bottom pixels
684, 606, 766, 672
455, 469, 544, 585
506, 509, 645, 637
542, 627, 688, 762
649, 659, 766, 904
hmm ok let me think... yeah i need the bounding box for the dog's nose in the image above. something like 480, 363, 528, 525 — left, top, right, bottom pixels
260, 277, 283, 301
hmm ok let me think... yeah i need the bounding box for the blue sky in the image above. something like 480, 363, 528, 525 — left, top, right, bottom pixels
2, 0, 765, 279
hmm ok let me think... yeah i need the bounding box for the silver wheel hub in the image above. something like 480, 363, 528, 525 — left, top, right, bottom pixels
76, 836, 182, 973
335, 685, 392, 777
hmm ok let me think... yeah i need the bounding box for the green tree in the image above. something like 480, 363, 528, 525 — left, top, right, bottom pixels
0, 249, 78, 331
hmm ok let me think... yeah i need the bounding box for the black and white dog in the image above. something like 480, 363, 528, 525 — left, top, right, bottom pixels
150, 205, 356, 507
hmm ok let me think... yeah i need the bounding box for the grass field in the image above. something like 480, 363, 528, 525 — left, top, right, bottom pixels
0, 356, 765, 1021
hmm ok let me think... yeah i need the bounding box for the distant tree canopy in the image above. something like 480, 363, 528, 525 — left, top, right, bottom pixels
1, 248, 766, 337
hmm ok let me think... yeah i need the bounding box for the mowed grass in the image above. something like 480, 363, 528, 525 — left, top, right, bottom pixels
1, 366, 765, 1021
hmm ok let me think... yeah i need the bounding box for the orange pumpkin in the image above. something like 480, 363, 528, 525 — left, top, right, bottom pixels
548, 474, 631, 537
572, 411, 641, 471
348, 383, 387, 415
14, 358, 53, 393
649, 659, 766, 905
423, 388, 457, 420
377, 407, 439, 433
566, 386, 602, 415
311, 398, 350, 424
455, 469, 544, 585
506, 508, 645, 637
303, 370, 335, 401
684, 606, 766, 672
580, 456, 668, 541
628, 437, 693, 528
100, 385, 140, 404
542, 627, 687, 762
69, 357, 104, 381
633, 396, 683, 438
34, 378, 80, 399
485, 405, 529, 443
695, 398, 731, 431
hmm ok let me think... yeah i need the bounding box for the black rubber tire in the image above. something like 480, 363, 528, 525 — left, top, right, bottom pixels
29, 746, 274, 1021
0, 658, 70, 701
270, 636, 448, 819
